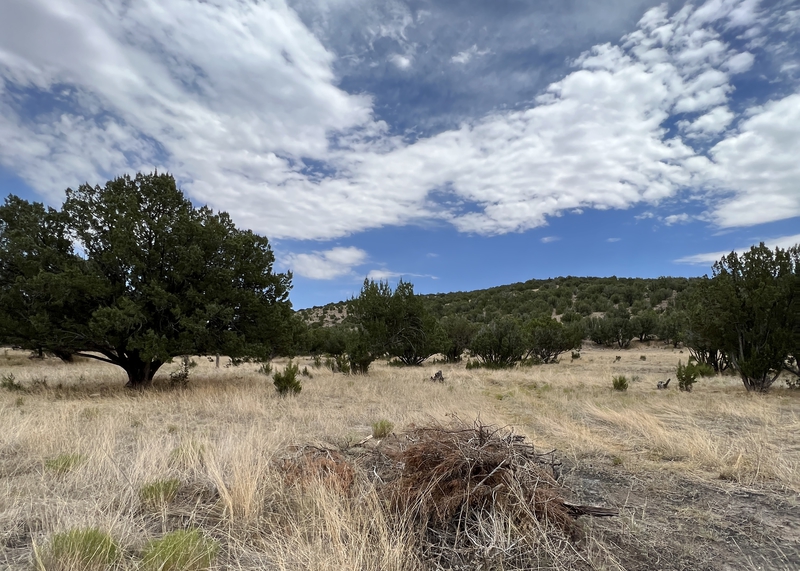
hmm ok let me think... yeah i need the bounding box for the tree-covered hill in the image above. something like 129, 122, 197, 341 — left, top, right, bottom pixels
298, 275, 697, 326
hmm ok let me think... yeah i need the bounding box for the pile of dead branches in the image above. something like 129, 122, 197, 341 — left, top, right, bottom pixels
279, 420, 616, 570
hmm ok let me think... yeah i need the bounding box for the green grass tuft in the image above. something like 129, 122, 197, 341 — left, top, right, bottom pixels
36, 527, 119, 571
141, 529, 219, 571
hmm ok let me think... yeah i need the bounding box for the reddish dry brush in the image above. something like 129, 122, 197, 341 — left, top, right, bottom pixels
280, 446, 356, 494
375, 420, 579, 537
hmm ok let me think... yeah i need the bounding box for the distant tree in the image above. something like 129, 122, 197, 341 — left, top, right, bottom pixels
690, 243, 799, 391
440, 316, 478, 363
525, 318, 583, 364
347, 279, 442, 371
0, 173, 293, 388
630, 309, 659, 342
657, 309, 686, 348
469, 316, 527, 368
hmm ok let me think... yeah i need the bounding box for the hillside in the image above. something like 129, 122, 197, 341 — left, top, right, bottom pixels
297, 275, 699, 326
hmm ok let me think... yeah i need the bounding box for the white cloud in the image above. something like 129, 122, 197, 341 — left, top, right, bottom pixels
389, 53, 412, 69
675, 233, 800, 265
451, 45, 491, 64
366, 269, 436, 281
679, 105, 735, 137
283, 246, 367, 280
0, 0, 796, 242
540, 236, 560, 243
607, 237, 621, 242
704, 93, 800, 227
663, 213, 691, 225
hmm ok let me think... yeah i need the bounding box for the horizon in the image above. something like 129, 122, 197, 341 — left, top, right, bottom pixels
1, 0, 798, 310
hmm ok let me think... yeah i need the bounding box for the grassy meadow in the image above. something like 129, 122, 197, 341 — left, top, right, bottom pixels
1, 344, 799, 570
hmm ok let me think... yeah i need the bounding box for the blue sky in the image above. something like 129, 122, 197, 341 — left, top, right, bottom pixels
1, 0, 799, 309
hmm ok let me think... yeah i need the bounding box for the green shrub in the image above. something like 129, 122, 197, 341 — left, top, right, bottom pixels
169, 356, 195, 389
640, 355, 647, 361
257, 362, 273, 376
140, 478, 181, 509
37, 527, 119, 571
312, 354, 322, 368
612, 375, 629, 391
300, 366, 313, 378
571, 351, 581, 360
45, 453, 85, 475
141, 529, 218, 571
1, 373, 24, 391
676, 360, 699, 392
273, 361, 301, 396
371, 419, 394, 438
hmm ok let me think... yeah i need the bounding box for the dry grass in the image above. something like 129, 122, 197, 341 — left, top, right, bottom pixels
1, 345, 799, 570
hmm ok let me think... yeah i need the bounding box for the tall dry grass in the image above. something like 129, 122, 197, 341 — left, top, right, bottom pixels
1, 345, 799, 570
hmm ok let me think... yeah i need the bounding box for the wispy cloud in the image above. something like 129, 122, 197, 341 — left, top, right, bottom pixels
607, 237, 621, 243
674, 233, 800, 265
283, 247, 367, 280
366, 269, 437, 281
451, 45, 491, 64
540, 236, 560, 243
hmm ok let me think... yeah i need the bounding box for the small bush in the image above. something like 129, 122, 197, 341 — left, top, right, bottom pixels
612, 375, 629, 391
371, 419, 394, 438
676, 360, 699, 392
140, 478, 181, 509
273, 361, 301, 396
301, 366, 313, 378
257, 362, 273, 376
312, 354, 322, 368
571, 351, 581, 359
334, 354, 350, 374
45, 453, 85, 475
37, 527, 119, 571
1, 373, 24, 392
169, 356, 194, 389
640, 355, 647, 361
141, 529, 218, 571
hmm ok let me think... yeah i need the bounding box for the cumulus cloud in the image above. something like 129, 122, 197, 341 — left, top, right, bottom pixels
0, 0, 797, 242
283, 246, 367, 279
663, 213, 691, 225
674, 233, 800, 265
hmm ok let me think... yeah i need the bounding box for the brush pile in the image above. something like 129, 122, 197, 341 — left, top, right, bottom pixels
279, 419, 616, 570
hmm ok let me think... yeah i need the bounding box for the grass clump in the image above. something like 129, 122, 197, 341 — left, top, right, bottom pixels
1, 372, 24, 391
45, 453, 85, 475
273, 360, 301, 396
612, 375, 629, 391
140, 478, 181, 509
371, 419, 394, 438
676, 359, 713, 392
35, 527, 119, 571
141, 529, 218, 571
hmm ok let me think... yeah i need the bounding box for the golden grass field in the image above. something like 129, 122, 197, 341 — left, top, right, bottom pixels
1, 344, 799, 570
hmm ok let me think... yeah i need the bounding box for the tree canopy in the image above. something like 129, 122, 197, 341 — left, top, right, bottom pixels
0, 172, 293, 388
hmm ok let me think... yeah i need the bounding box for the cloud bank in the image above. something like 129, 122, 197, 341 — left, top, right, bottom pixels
0, 0, 798, 242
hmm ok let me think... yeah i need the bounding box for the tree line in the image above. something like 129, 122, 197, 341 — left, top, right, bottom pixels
1, 172, 797, 392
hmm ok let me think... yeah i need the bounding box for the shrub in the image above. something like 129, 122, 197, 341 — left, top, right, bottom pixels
168, 356, 195, 389
312, 354, 322, 368
676, 360, 698, 392
140, 478, 181, 509
45, 453, 85, 475
1, 373, 24, 391
571, 351, 581, 360
257, 362, 273, 376
300, 365, 312, 378
141, 529, 218, 571
273, 361, 301, 396
371, 419, 394, 438
640, 355, 647, 361
36, 527, 119, 571
612, 375, 629, 391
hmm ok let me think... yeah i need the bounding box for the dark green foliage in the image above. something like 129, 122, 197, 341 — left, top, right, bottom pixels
676, 360, 698, 392
0, 173, 293, 388
525, 318, 583, 364
347, 279, 443, 372
168, 356, 195, 389
469, 316, 527, 368
631, 309, 659, 341
612, 375, 628, 391
1, 373, 23, 391
657, 310, 686, 348
687, 243, 799, 392
272, 361, 301, 396
440, 316, 478, 363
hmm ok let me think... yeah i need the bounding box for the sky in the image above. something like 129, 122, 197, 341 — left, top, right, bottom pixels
1, 0, 799, 309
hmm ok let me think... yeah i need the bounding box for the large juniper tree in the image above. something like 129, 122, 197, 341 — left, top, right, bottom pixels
0, 172, 293, 388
